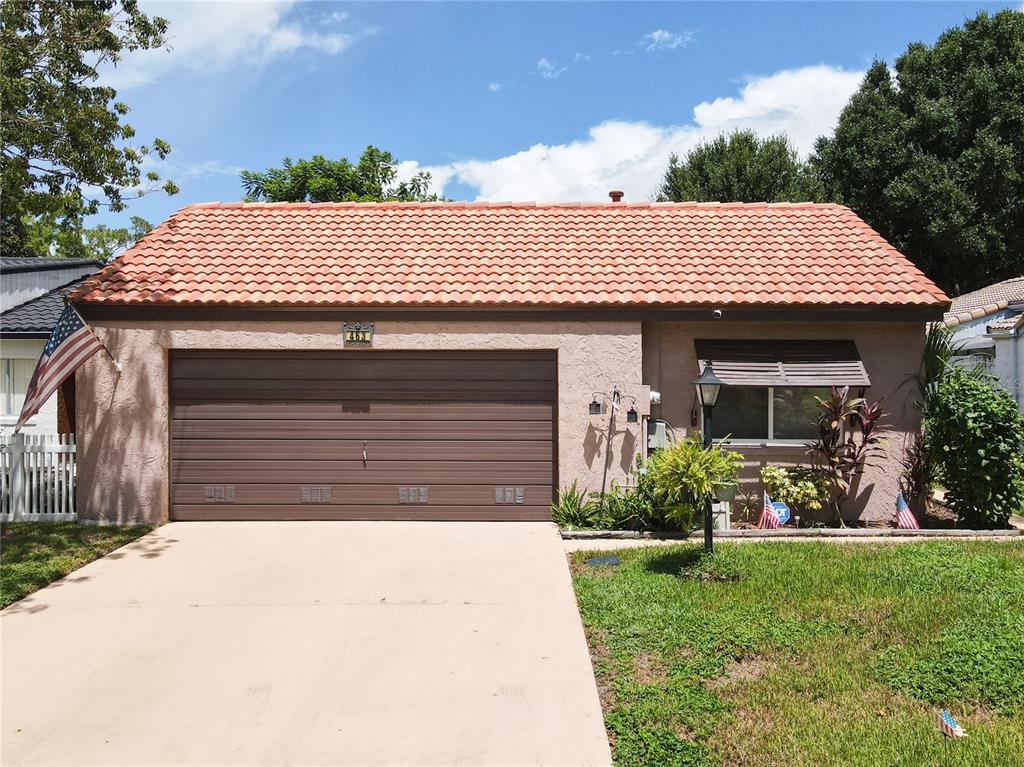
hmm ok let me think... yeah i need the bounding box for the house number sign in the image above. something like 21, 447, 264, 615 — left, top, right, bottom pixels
343, 322, 374, 347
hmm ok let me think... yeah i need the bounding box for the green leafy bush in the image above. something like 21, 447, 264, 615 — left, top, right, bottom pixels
924, 367, 1024, 527
759, 465, 829, 512
648, 438, 743, 529
551, 480, 600, 529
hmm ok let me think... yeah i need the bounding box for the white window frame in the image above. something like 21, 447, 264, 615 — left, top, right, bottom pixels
0, 358, 36, 425
716, 385, 828, 448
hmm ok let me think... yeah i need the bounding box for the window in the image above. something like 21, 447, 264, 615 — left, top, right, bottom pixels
1, 359, 34, 418
710, 386, 830, 442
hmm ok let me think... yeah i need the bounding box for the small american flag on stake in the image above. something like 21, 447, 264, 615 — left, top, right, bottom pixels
757, 491, 781, 529
14, 303, 111, 434
933, 708, 967, 738
896, 492, 920, 529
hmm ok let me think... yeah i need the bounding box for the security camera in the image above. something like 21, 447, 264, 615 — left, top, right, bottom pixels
712, 308, 723, 319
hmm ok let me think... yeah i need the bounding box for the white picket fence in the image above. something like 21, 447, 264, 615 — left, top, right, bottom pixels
0, 434, 77, 521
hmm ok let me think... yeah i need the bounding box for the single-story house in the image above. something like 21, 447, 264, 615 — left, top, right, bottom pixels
69, 200, 949, 525
943, 276, 1024, 414
1, 257, 102, 435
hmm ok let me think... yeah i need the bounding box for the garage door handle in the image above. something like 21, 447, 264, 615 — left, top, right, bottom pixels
362, 443, 368, 465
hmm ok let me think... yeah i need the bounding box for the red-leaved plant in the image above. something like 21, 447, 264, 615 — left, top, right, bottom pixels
807, 386, 887, 526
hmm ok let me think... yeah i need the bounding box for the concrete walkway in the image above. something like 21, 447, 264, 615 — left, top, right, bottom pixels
2, 522, 611, 766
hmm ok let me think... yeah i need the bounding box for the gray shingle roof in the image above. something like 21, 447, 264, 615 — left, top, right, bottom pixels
0, 257, 104, 274
0, 277, 88, 336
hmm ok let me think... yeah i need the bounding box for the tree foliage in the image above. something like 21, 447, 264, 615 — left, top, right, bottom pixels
240, 147, 441, 203
1, 1, 178, 257
657, 130, 824, 203
812, 10, 1024, 295
924, 367, 1024, 528
24, 213, 151, 261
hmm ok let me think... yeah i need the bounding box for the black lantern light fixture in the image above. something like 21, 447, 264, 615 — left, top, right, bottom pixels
626, 406, 638, 423
692, 361, 726, 554
588, 397, 602, 415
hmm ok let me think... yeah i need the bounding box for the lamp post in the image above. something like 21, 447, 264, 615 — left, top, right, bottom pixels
693, 362, 724, 554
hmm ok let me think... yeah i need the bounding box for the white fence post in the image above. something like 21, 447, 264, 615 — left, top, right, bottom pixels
0, 434, 77, 522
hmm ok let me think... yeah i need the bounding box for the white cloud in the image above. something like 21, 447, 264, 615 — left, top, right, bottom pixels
487, 82, 502, 92
641, 29, 695, 52
573, 52, 591, 63
535, 57, 567, 80
103, 1, 359, 89
410, 65, 863, 202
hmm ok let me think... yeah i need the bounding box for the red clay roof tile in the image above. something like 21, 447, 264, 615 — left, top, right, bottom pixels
70, 202, 949, 309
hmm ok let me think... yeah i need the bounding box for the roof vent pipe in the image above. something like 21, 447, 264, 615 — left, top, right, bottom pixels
609, 190, 624, 203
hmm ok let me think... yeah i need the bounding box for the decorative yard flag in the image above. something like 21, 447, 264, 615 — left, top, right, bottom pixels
933, 709, 967, 738
757, 492, 781, 529
895, 492, 920, 530
14, 304, 110, 434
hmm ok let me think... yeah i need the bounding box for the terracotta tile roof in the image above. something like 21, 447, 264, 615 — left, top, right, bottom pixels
70, 202, 949, 309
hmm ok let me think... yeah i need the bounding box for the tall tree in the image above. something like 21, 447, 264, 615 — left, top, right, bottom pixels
241, 147, 441, 203
657, 130, 824, 203
1, 1, 178, 258
812, 10, 1024, 296
24, 213, 151, 261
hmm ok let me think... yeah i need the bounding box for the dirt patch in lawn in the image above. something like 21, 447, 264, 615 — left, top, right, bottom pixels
707, 656, 772, 690
632, 651, 669, 685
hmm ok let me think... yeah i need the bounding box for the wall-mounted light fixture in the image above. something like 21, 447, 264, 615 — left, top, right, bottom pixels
589, 398, 603, 415
626, 406, 638, 423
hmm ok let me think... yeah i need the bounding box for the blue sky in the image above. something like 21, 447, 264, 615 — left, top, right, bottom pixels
95, 1, 1020, 229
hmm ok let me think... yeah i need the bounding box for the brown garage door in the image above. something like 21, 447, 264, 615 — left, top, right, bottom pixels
169, 351, 556, 521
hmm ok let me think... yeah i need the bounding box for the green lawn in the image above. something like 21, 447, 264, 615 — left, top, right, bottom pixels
571, 541, 1024, 767
1, 522, 152, 608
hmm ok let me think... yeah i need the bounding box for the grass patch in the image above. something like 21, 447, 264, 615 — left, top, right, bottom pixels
1, 522, 152, 608
571, 541, 1024, 767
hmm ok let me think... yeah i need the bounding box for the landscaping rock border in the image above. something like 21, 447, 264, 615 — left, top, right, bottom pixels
561, 527, 1021, 540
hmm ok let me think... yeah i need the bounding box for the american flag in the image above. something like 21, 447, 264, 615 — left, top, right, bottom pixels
933, 708, 967, 738
14, 304, 106, 433
757, 491, 781, 529
896, 492, 920, 529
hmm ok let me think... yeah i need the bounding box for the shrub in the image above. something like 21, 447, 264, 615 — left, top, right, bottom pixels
807, 386, 887, 525
597, 464, 675, 531
551, 480, 599, 529
759, 465, 828, 513
648, 437, 743, 530
924, 367, 1024, 527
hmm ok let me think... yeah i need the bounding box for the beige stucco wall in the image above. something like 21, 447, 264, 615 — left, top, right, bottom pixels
76, 320, 645, 523
643, 321, 925, 523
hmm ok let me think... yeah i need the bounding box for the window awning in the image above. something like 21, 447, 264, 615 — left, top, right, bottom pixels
694, 339, 870, 387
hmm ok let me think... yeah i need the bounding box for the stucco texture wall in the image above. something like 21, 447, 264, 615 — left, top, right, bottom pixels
642, 321, 925, 524
76, 320, 644, 523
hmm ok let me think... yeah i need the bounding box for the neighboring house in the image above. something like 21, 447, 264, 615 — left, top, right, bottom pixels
0, 258, 102, 435
69, 200, 948, 525
943, 276, 1024, 414
1, 257, 102, 313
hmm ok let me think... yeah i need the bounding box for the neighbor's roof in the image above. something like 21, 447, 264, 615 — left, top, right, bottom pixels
0, 276, 88, 336
1, 257, 103, 274
944, 276, 1024, 325
70, 202, 949, 309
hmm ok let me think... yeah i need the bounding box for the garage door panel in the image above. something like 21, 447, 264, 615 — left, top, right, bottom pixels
171, 419, 553, 441
172, 439, 553, 462
171, 402, 554, 421
169, 351, 556, 521
172, 460, 554, 485
171, 379, 555, 401
172, 357, 556, 382
171, 506, 553, 522
172, 484, 554, 506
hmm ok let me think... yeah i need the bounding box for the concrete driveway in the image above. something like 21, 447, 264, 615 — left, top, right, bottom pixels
2, 522, 611, 766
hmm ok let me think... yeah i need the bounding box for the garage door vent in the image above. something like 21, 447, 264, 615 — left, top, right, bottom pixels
204, 486, 235, 504
300, 487, 332, 504
495, 487, 525, 504
398, 487, 428, 504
